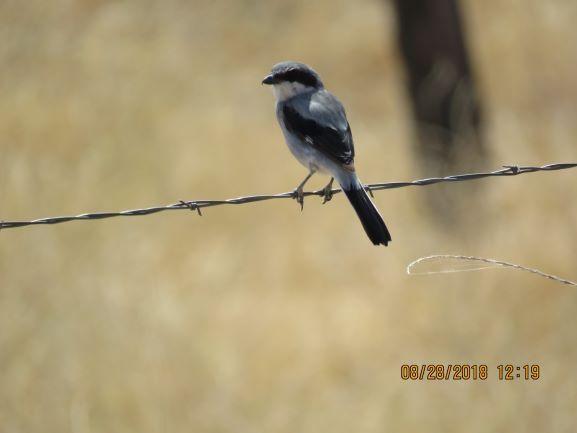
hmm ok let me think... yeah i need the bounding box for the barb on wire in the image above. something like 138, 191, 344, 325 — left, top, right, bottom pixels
0, 162, 575, 230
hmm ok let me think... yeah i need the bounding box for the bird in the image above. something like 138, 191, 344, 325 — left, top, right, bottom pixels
262, 61, 391, 246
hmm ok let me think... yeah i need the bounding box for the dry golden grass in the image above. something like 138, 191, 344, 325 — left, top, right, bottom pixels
1, 0, 576, 431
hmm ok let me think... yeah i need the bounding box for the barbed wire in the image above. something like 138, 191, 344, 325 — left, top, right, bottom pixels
0, 162, 575, 230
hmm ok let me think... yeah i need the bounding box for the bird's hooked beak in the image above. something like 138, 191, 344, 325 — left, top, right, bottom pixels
262, 74, 275, 85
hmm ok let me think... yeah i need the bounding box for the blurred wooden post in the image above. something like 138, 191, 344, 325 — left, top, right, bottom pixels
391, 0, 487, 220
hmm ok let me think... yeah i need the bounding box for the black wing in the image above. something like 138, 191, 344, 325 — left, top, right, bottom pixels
282, 95, 354, 166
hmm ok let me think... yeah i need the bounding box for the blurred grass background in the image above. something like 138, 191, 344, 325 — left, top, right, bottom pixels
1, 0, 577, 431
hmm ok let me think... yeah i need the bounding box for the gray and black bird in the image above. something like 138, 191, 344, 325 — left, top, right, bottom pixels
262, 61, 391, 246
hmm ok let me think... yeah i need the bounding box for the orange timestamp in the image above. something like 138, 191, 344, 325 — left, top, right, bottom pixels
400, 364, 541, 381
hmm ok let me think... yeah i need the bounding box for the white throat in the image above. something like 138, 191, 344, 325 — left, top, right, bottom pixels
272, 81, 314, 102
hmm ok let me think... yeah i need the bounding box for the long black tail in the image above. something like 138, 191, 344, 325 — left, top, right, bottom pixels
343, 186, 391, 246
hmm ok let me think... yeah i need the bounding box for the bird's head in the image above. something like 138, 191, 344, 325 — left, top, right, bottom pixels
262, 61, 324, 101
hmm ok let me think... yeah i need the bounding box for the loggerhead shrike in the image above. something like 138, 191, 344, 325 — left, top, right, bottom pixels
263, 61, 391, 246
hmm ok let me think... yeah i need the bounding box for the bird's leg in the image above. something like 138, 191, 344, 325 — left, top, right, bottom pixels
321, 177, 334, 204
293, 169, 315, 211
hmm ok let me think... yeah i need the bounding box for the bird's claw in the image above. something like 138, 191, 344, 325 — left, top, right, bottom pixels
322, 185, 333, 204
321, 178, 334, 204
292, 187, 305, 211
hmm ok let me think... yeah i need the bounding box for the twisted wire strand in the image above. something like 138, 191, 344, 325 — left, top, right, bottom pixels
1, 163, 575, 230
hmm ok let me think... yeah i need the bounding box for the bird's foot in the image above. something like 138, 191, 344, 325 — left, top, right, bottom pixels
292, 186, 305, 211
321, 178, 334, 204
